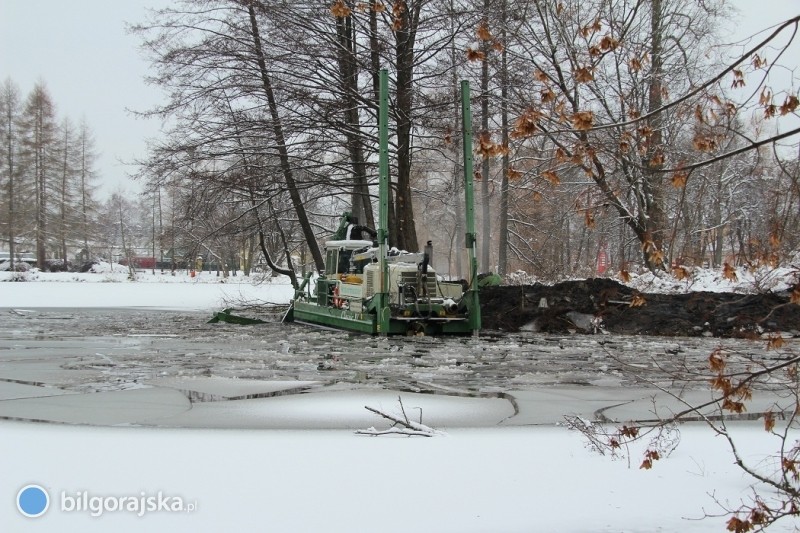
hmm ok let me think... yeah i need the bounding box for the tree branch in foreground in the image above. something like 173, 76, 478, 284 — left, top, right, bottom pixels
356, 396, 445, 437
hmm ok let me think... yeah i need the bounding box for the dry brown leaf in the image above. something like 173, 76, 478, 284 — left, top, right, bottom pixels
541, 169, 560, 185
511, 108, 542, 138
692, 134, 717, 153
649, 150, 665, 167
780, 95, 799, 115
726, 516, 752, 533
584, 210, 596, 229
723, 262, 738, 282
759, 87, 772, 106
764, 410, 775, 432
767, 334, 786, 351
694, 105, 705, 124
711, 375, 732, 395
571, 111, 594, 130
392, 15, 403, 31
722, 398, 747, 414
629, 294, 646, 307
709, 348, 726, 373
648, 249, 665, 266
671, 171, 688, 188
541, 87, 556, 104
477, 20, 492, 41
732, 69, 745, 89
466, 47, 485, 62
672, 265, 690, 280
574, 66, 594, 83
330, 0, 352, 18
600, 34, 619, 51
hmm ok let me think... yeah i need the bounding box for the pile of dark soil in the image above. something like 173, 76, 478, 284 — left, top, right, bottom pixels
479, 279, 800, 338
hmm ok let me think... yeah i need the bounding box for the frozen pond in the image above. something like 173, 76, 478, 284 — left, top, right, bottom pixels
0, 307, 793, 428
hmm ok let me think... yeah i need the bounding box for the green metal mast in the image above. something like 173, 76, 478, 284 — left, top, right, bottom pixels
460, 80, 481, 334
377, 69, 391, 334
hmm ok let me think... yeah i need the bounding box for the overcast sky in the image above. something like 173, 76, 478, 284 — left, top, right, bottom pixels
1, 0, 798, 199
1, 0, 170, 197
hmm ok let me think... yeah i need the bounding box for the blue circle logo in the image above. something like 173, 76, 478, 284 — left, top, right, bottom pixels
17, 485, 50, 518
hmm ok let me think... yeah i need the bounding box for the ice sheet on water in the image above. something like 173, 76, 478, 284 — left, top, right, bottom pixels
145, 389, 515, 430
145, 376, 321, 399
0, 387, 190, 425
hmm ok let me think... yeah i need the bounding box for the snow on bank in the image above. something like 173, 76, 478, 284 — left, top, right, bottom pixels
508, 258, 799, 295
625, 262, 800, 295
2, 264, 800, 532
3, 257, 798, 310
2, 420, 795, 532
0, 270, 294, 310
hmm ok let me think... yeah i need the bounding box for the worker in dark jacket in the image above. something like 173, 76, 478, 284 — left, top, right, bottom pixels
333, 212, 376, 241
346, 216, 377, 241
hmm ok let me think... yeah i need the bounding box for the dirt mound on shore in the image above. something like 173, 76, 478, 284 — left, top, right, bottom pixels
479, 279, 800, 338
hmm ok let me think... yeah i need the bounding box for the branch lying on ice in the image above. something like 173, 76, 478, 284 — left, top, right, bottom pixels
356, 397, 445, 437
355, 426, 441, 437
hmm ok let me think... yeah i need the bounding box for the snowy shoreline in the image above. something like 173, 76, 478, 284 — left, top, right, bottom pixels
1, 269, 799, 531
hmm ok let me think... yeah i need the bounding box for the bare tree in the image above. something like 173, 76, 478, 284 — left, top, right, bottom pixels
0, 78, 22, 270
19, 82, 58, 268
76, 119, 100, 259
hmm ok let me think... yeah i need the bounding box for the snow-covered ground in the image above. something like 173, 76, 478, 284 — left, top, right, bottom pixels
624, 260, 799, 295
0, 265, 295, 310
1, 265, 799, 531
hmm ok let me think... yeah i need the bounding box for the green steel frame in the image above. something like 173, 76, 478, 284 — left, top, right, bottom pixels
290, 72, 480, 335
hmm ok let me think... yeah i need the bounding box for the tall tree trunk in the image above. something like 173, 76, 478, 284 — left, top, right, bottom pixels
368, 0, 394, 243
34, 101, 47, 269
479, 6, 491, 271
59, 122, 69, 262
393, 0, 420, 251
497, 0, 510, 277
641, 0, 667, 270
3, 81, 17, 271
335, 12, 374, 228
449, 0, 463, 277
119, 202, 135, 280
79, 126, 90, 256
247, 1, 324, 271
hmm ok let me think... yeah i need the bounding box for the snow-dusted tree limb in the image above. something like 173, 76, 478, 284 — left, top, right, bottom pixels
355, 426, 441, 438
586, 339, 800, 530
356, 397, 445, 437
